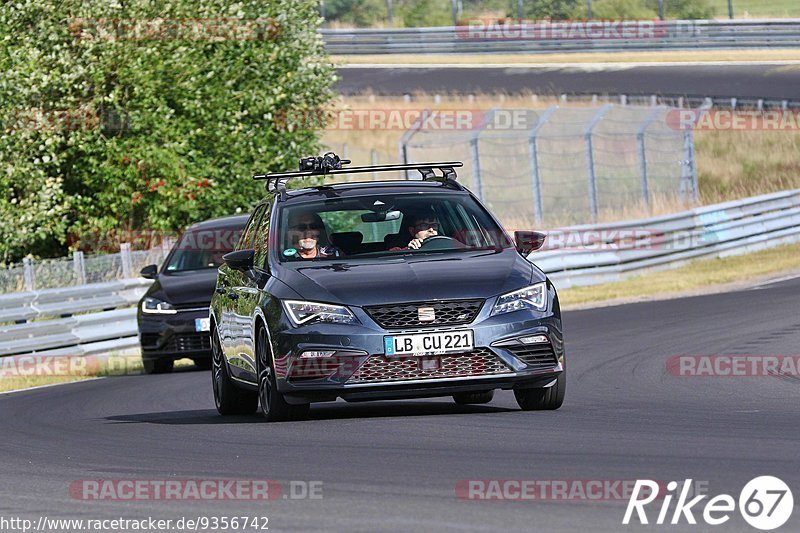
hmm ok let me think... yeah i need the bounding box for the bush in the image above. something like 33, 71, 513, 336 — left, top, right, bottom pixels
0, 0, 335, 263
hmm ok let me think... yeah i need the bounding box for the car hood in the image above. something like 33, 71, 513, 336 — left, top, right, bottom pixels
276, 249, 540, 307
145, 269, 219, 308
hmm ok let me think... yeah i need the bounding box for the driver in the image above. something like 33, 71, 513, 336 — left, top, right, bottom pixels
391, 209, 440, 250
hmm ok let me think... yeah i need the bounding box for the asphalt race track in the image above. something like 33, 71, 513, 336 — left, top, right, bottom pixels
2, 276, 799, 532
337, 64, 800, 100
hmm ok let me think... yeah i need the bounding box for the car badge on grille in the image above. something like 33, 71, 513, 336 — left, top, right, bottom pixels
418, 307, 436, 322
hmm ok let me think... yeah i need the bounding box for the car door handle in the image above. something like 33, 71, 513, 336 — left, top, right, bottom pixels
227, 291, 238, 300
216, 287, 227, 294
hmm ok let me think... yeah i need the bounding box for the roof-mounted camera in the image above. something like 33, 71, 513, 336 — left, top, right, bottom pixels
299, 152, 351, 174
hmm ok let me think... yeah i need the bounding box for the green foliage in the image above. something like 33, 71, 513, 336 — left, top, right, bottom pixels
323, 0, 388, 27
570, 0, 714, 19
0, 0, 335, 262
657, 0, 715, 19
583, 0, 658, 19
400, 0, 454, 26
518, 0, 582, 19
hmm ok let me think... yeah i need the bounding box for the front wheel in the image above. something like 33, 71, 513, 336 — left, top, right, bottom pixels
514, 371, 565, 411
257, 327, 309, 422
211, 327, 258, 415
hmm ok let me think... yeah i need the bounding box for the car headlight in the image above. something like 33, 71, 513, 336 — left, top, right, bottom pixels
491, 282, 547, 316
141, 297, 177, 314
283, 300, 358, 326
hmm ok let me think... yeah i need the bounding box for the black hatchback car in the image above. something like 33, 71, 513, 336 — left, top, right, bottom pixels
137, 215, 248, 373
211, 156, 564, 421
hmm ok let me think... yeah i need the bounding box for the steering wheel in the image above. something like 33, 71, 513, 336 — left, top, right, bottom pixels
419, 235, 463, 250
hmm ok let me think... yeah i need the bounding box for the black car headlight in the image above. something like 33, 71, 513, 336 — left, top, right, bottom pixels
490, 282, 547, 316
141, 296, 177, 314
283, 300, 358, 326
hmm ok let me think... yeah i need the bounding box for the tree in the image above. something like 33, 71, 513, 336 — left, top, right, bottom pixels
0, 0, 336, 262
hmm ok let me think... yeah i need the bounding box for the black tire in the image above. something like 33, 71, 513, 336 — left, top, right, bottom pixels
211, 326, 258, 416
453, 390, 495, 405
142, 358, 173, 374
193, 358, 212, 371
514, 371, 565, 411
257, 326, 309, 422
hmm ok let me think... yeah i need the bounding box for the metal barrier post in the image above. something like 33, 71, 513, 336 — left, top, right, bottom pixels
528, 106, 558, 225
73, 251, 86, 285
371, 149, 379, 180
682, 129, 699, 203
584, 104, 613, 223
681, 103, 709, 203
22, 257, 35, 291
637, 107, 666, 210
120, 243, 133, 279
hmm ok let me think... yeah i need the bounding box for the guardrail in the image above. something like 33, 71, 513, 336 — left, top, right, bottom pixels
534, 189, 800, 288
321, 19, 800, 54
0, 279, 150, 357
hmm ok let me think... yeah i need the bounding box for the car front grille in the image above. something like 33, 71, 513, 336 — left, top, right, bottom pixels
347, 348, 511, 384
166, 333, 211, 353
506, 343, 559, 370
364, 299, 484, 329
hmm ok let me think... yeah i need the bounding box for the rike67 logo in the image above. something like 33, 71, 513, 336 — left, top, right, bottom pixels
623, 477, 793, 530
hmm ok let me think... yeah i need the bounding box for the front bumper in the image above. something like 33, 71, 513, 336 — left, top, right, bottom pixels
137, 307, 212, 361
270, 303, 564, 404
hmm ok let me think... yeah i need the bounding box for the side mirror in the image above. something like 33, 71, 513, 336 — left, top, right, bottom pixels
515, 231, 546, 256
223, 249, 255, 271
139, 264, 158, 279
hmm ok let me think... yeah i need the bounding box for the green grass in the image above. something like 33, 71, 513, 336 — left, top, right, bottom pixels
710, 0, 800, 18
558, 240, 800, 308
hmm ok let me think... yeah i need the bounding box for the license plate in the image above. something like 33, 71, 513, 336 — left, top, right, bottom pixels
384, 330, 473, 357
195, 318, 210, 332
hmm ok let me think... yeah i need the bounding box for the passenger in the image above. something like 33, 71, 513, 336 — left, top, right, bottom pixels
391, 210, 441, 250
285, 211, 342, 260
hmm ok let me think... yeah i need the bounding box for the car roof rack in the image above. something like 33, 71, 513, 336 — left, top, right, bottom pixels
253, 152, 464, 200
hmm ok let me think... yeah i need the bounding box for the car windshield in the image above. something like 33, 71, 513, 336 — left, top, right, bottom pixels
163, 228, 242, 273
278, 192, 513, 262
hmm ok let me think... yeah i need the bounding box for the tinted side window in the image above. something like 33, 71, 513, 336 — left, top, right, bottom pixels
253, 201, 272, 269
236, 204, 266, 251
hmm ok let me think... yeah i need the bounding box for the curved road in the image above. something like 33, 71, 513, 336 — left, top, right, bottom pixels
2, 276, 800, 531
337, 64, 800, 101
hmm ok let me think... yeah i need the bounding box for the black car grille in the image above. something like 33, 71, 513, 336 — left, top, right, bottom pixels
166, 333, 211, 353
347, 348, 511, 383
507, 343, 559, 370
364, 299, 484, 329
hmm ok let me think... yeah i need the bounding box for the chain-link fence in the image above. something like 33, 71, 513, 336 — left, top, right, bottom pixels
0, 246, 170, 294
400, 105, 698, 229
